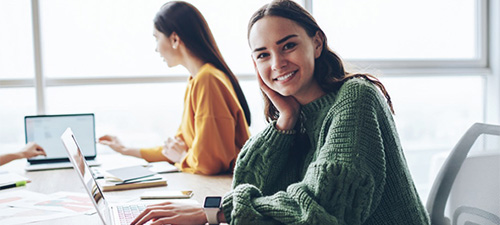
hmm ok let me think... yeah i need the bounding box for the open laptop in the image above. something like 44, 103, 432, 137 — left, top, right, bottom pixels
61, 127, 148, 225
25, 113, 100, 171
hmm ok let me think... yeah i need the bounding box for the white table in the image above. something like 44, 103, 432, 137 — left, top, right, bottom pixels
0, 153, 232, 225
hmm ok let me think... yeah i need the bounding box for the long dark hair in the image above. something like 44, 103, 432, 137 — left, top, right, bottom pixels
154, 1, 251, 126
248, 0, 394, 122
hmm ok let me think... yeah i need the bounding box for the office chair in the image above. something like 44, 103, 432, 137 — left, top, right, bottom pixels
426, 122, 500, 225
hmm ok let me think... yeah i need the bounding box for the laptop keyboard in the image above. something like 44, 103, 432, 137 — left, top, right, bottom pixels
116, 204, 147, 225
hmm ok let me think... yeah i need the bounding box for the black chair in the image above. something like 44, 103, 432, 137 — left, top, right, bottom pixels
426, 123, 500, 225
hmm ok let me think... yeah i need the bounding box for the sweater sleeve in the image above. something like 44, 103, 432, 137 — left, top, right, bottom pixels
178, 116, 237, 174
178, 73, 245, 175
232, 122, 298, 192
140, 146, 170, 163
138, 125, 186, 164
222, 82, 387, 225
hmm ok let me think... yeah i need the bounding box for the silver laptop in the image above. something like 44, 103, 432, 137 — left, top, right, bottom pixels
61, 127, 148, 225
25, 113, 100, 171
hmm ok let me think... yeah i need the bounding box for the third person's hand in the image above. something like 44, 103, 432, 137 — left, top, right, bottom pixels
98, 135, 126, 153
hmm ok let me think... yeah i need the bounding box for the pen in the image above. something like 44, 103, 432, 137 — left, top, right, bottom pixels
116, 177, 162, 185
0, 180, 27, 190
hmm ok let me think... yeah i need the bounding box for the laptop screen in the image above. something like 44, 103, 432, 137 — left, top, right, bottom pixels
25, 114, 96, 163
61, 127, 110, 224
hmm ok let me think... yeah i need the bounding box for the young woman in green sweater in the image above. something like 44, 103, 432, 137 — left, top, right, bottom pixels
131, 0, 430, 224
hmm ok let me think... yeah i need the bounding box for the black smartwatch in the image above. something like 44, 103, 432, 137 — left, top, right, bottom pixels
203, 196, 222, 224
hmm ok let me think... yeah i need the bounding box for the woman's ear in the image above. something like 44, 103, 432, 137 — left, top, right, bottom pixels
313, 31, 324, 59
170, 32, 180, 49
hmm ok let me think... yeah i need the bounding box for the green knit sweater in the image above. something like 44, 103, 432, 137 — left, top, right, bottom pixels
222, 78, 430, 224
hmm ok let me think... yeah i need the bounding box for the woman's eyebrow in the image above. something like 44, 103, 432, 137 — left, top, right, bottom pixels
276, 34, 297, 45
252, 34, 298, 53
253, 47, 266, 53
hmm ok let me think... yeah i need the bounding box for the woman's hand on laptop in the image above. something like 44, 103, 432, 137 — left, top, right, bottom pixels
98, 135, 141, 158
21, 142, 47, 158
130, 201, 207, 225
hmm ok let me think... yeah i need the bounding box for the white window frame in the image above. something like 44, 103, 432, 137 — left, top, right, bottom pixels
486, 0, 500, 126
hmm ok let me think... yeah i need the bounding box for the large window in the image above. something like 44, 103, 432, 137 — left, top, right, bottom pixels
0, 0, 34, 79
314, 0, 478, 60
0, 0, 498, 202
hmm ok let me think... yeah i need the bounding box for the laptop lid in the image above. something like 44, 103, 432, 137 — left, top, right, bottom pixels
25, 113, 97, 164
61, 127, 111, 224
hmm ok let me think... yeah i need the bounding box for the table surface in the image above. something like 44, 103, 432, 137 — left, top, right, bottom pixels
0, 153, 233, 225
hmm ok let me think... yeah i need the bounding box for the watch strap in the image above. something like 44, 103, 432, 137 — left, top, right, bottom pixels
205, 208, 219, 224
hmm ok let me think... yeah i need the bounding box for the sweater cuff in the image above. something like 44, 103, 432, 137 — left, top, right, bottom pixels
260, 121, 296, 151
222, 191, 234, 223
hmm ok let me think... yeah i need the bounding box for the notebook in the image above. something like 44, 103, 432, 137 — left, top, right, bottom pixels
98, 165, 167, 192
61, 127, 149, 225
24, 113, 100, 171
106, 165, 156, 182
98, 177, 167, 192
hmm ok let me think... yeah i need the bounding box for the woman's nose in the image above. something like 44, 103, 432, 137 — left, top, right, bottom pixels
271, 54, 287, 71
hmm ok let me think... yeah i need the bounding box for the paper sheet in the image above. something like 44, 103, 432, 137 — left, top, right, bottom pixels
0, 172, 29, 186
0, 206, 73, 225
4, 191, 95, 214
0, 190, 92, 224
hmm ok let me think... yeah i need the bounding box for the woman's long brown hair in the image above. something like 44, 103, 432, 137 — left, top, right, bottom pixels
155, 1, 251, 126
248, 0, 394, 122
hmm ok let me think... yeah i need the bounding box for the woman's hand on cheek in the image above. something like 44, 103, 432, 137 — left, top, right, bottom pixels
254, 61, 300, 131
130, 201, 207, 225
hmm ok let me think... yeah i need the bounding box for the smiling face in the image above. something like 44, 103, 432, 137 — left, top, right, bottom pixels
249, 16, 325, 104
153, 27, 180, 68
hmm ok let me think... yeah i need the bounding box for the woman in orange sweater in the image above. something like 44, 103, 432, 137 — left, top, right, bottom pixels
99, 1, 251, 175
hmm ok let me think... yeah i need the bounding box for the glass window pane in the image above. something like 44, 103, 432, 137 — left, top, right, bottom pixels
239, 80, 267, 135
45, 83, 185, 148
40, 0, 169, 78
39, 0, 271, 78
381, 75, 484, 200
191, 0, 280, 75
0, 0, 34, 79
313, 0, 477, 60
0, 88, 37, 151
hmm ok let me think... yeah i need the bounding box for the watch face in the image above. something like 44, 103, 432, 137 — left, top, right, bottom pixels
204, 196, 222, 208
